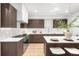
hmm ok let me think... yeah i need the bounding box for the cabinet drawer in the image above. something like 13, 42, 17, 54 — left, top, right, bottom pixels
29, 35, 44, 43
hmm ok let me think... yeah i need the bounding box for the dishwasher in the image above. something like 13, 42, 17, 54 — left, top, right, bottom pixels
21, 34, 29, 51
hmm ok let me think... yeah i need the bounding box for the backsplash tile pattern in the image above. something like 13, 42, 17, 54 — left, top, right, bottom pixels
0, 28, 26, 38
0, 27, 79, 38
26, 28, 64, 34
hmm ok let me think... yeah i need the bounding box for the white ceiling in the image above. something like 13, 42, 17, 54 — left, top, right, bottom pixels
24, 3, 79, 17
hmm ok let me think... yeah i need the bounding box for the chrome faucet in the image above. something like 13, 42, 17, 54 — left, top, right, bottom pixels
48, 28, 49, 33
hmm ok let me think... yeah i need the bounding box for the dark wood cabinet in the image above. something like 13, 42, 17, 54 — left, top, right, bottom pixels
27, 19, 44, 28
29, 34, 44, 43
28, 34, 64, 43
44, 41, 79, 56
1, 40, 23, 56
20, 23, 27, 28
9, 4, 17, 27
1, 3, 17, 27
0, 4, 1, 27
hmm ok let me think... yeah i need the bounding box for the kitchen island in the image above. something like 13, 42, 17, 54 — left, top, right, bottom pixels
44, 36, 79, 56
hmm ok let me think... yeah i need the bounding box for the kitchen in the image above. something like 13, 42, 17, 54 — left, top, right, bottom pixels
0, 3, 79, 56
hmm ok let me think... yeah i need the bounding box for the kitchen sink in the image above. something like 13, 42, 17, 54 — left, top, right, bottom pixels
12, 34, 26, 38
12, 34, 29, 43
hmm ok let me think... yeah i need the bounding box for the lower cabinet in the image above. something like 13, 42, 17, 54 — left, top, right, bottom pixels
29, 34, 44, 43
1, 40, 23, 56
28, 34, 64, 43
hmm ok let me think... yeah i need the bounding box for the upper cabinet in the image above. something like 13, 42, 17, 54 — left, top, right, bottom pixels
27, 19, 44, 28
1, 3, 17, 27
0, 4, 1, 27
20, 23, 27, 28
20, 19, 44, 28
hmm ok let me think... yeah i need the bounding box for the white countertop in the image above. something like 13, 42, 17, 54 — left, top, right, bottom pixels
44, 36, 79, 43
0, 37, 24, 42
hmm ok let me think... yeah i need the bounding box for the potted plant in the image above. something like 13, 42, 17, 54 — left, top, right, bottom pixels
58, 18, 79, 39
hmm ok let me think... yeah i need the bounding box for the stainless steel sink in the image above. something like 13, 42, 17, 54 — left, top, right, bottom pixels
12, 34, 26, 38
12, 34, 29, 43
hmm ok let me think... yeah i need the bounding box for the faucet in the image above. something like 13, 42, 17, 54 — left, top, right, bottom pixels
48, 28, 49, 33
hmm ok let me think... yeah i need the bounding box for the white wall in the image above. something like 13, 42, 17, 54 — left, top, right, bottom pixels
0, 28, 26, 38
69, 12, 79, 36
22, 4, 28, 23
44, 19, 53, 29
0, 28, 16, 38
16, 21, 21, 28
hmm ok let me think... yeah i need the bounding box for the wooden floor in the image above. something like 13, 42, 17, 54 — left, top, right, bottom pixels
23, 43, 45, 56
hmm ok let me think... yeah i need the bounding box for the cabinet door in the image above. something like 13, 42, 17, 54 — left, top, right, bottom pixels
29, 35, 44, 43
17, 40, 23, 56
1, 42, 17, 56
1, 3, 9, 27
27, 19, 44, 28
1, 3, 17, 27
9, 4, 17, 27
1, 40, 23, 56
20, 23, 27, 28
0, 3, 1, 27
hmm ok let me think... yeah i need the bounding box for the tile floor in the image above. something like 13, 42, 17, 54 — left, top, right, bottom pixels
23, 43, 44, 56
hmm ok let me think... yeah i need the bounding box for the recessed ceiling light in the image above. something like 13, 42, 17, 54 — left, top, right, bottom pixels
65, 10, 69, 13
54, 7, 60, 11
34, 10, 38, 13
50, 7, 59, 12
50, 10, 54, 12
